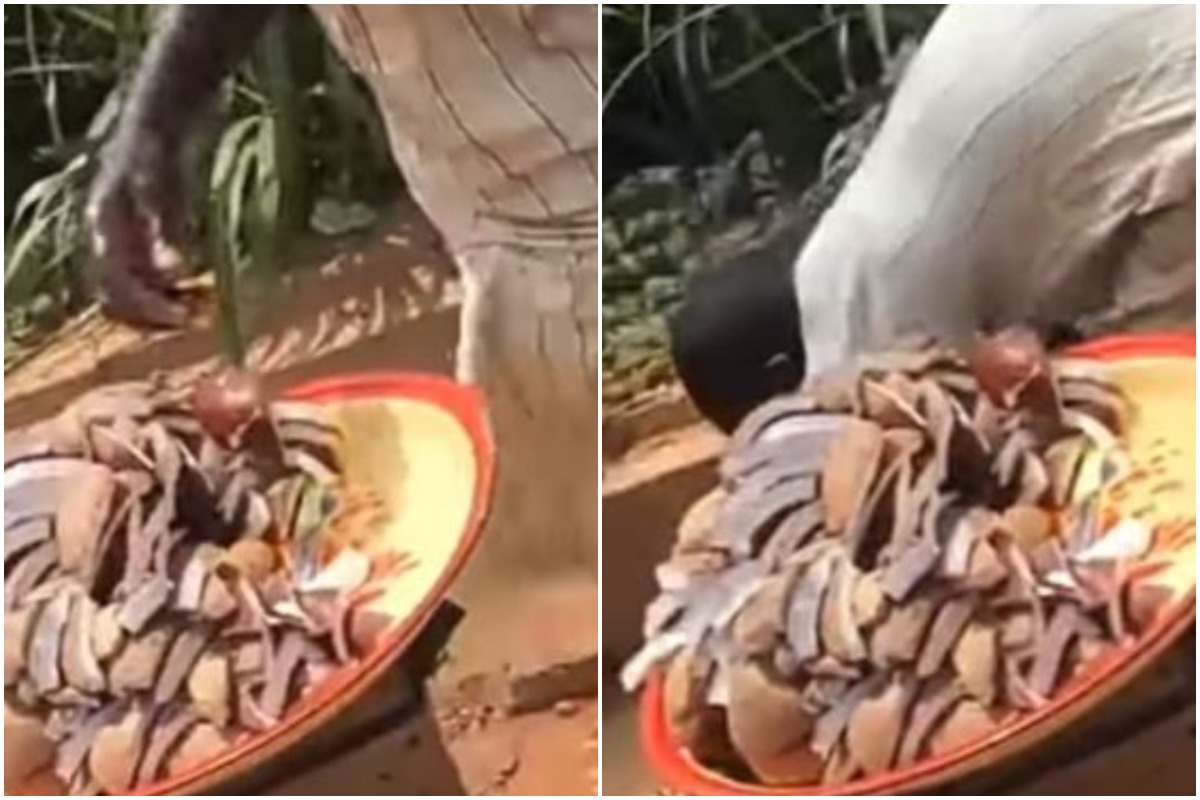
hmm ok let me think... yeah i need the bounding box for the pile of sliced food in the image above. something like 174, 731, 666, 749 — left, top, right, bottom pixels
5, 368, 392, 795
622, 329, 1175, 786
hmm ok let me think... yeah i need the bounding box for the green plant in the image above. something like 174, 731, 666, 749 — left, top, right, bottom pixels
601, 4, 942, 407
5, 5, 398, 366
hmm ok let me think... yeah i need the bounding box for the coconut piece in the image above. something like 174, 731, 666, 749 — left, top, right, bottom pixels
821, 418, 885, 534
861, 374, 924, 428
88, 415, 149, 471
258, 631, 308, 719
916, 596, 976, 678
851, 572, 887, 629
1028, 604, 1085, 697
896, 677, 963, 765
91, 604, 126, 663
811, 674, 885, 760
714, 473, 817, 557
870, 593, 937, 666
53, 463, 118, 575
5, 604, 38, 687
952, 621, 998, 705
52, 703, 125, 788
882, 537, 941, 602
662, 652, 715, 762
5, 540, 59, 608
4, 457, 98, 524
928, 700, 1000, 757
166, 722, 231, 779
5, 418, 85, 467
845, 454, 905, 569
124, 493, 170, 590
28, 590, 71, 693
823, 742, 860, 785
728, 395, 823, 454
62, 594, 107, 695
217, 467, 255, 528
200, 572, 239, 621
994, 430, 1036, 492
1003, 656, 1048, 710
5, 702, 56, 792
88, 706, 149, 794
232, 638, 267, 678
845, 673, 917, 775
759, 502, 824, 566
4, 515, 53, 565
175, 558, 209, 614
963, 539, 1007, 591
894, 457, 938, 551
731, 573, 793, 655
188, 651, 232, 726
109, 625, 174, 694
1028, 539, 1069, 579
241, 491, 273, 540
785, 554, 833, 662
726, 660, 823, 785
118, 575, 174, 634
999, 610, 1037, 652
800, 676, 849, 715
237, 683, 279, 731
155, 628, 212, 705
136, 706, 199, 786
940, 507, 993, 578
722, 414, 843, 484
819, 555, 868, 662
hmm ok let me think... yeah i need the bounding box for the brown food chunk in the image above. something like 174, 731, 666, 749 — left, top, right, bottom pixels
821, 419, 885, 534
845, 674, 917, 775
166, 723, 232, 779
726, 660, 823, 785
61, 594, 107, 694
952, 622, 999, 705
109, 625, 174, 694
5, 703, 56, 793
88, 707, 147, 794
54, 464, 118, 574
928, 700, 1000, 757
188, 652, 232, 727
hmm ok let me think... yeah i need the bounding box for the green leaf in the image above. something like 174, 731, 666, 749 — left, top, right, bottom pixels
210, 115, 260, 192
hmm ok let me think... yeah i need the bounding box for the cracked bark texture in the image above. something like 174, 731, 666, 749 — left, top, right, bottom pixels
795, 5, 1195, 378
312, 5, 598, 570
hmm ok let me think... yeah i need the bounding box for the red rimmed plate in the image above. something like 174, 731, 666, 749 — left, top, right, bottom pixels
10, 373, 495, 796
639, 332, 1196, 796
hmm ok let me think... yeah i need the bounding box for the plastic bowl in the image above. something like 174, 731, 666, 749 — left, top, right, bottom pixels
639, 332, 1196, 796
8, 372, 495, 796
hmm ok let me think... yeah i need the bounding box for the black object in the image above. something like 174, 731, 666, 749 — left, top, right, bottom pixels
669, 248, 805, 434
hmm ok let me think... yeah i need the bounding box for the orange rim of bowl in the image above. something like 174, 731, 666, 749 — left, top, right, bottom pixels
639, 331, 1196, 796
136, 372, 495, 795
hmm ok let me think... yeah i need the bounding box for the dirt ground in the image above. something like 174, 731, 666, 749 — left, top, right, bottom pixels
3, 198, 597, 796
